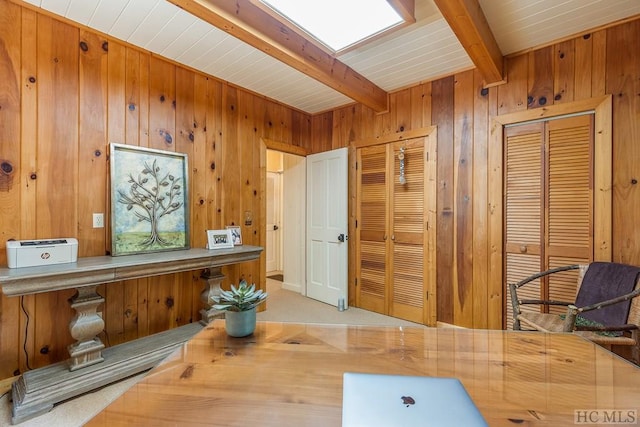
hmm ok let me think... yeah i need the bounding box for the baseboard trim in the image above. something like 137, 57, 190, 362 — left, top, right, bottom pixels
281, 281, 301, 293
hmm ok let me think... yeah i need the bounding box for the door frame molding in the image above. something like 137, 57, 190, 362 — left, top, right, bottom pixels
489, 95, 612, 328
351, 126, 438, 326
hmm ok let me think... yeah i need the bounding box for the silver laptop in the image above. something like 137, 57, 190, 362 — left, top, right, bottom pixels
342, 372, 488, 427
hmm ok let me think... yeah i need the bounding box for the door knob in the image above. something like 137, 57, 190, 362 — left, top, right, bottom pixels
273, 225, 279, 231
338, 234, 345, 242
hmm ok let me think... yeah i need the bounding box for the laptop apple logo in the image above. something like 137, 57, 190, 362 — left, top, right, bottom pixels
401, 396, 416, 407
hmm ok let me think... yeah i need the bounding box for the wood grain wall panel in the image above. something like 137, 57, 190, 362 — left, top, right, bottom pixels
125, 48, 141, 147
78, 30, 108, 258
107, 41, 126, 146
394, 88, 411, 133
432, 76, 455, 324
138, 52, 151, 148
410, 83, 432, 130
553, 40, 575, 104
207, 78, 223, 231
375, 102, 393, 138
175, 67, 198, 327
310, 112, 332, 154
574, 34, 593, 100
486, 79, 502, 329
0, 0, 22, 379
35, 15, 79, 367
125, 47, 151, 340
498, 54, 528, 115
332, 105, 356, 149
192, 74, 209, 249
527, 46, 554, 109
220, 85, 241, 285
472, 69, 489, 329
0, 0, 21, 251
18, 6, 38, 376
122, 278, 140, 342
238, 89, 260, 286
105, 39, 127, 347
453, 70, 474, 327
190, 74, 209, 316
591, 30, 607, 97
607, 20, 640, 265
148, 58, 176, 151
146, 56, 179, 335
290, 110, 308, 151
358, 104, 376, 142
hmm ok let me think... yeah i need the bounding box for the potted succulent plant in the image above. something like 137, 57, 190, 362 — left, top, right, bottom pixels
212, 279, 268, 337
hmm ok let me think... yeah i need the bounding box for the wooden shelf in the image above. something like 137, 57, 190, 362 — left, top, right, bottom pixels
0, 246, 263, 296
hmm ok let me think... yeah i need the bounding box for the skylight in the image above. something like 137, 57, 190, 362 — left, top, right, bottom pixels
259, 0, 404, 52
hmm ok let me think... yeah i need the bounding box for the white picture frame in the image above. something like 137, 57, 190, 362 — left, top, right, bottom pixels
206, 229, 234, 250
226, 226, 243, 246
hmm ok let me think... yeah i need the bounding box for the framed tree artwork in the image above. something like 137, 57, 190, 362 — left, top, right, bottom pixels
110, 143, 190, 256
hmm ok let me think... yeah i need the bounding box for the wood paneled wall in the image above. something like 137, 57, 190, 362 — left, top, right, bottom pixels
316, 19, 640, 330
0, 0, 310, 378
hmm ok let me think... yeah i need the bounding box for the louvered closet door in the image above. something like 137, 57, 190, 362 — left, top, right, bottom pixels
356, 145, 388, 314
546, 115, 593, 313
505, 123, 544, 328
389, 139, 426, 323
505, 115, 594, 328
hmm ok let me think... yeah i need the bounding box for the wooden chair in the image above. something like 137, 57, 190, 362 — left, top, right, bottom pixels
509, 262, 640, 364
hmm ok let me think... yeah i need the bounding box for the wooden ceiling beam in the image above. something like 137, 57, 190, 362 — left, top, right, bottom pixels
387, 0, 416, 24
168, 0, 389, 113
433, 0, 504, 86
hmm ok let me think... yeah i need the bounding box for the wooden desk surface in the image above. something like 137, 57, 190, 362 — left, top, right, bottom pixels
87, 321, 640, 426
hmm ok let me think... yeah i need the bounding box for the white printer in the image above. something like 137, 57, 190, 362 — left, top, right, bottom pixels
6, 238, 78, 268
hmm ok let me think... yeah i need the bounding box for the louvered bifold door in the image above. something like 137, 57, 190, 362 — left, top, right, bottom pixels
504, 115, 595, 329
389, 139, 427, 324
505, 123, 544, 329
545, 115, 593, 313
356, 145, 388, 314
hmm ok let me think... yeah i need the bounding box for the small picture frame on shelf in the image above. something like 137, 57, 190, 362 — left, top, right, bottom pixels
206, 229, 234, 250
226, 226, 242, 246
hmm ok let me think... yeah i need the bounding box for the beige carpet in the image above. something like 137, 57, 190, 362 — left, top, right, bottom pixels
0, 279, 423, 426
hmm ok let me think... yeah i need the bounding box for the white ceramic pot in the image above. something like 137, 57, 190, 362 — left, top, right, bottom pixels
224, 307, 257, 337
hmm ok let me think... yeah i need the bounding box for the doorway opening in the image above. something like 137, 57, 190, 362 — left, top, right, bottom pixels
265, 149, 306, 294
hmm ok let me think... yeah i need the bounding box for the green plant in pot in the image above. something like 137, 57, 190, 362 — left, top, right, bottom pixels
212, 279, 268, 337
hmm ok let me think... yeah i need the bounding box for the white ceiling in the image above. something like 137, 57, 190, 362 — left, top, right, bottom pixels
22, 0, 640, 114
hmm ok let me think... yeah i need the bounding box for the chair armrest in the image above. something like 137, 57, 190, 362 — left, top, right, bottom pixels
512, 264, 580, 290
509, 265, 580, 331
518, 299, 573, 306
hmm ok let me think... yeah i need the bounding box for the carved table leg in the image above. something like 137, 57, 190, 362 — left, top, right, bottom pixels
67, 285, 105, 371
200, 267, 226, 324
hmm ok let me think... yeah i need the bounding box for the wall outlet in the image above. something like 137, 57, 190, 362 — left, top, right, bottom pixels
93, 213, 104, 228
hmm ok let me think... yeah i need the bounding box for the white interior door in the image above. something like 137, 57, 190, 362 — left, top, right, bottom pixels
266, 171, 281, 273
306, 147, 348, 306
